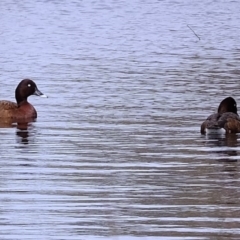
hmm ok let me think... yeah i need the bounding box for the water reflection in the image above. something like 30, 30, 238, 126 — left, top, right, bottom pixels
1, 0, 240, 238
205, 133, 238, 147
202, 133, 240, 160
0, 120, 36, 144
15, 122, 33, 144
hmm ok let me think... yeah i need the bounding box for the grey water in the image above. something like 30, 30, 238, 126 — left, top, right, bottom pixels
0, 0, 240, 239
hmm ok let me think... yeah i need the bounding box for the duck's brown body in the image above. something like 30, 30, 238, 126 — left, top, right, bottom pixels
0, 100, 37, 120
201, 97, 240, 134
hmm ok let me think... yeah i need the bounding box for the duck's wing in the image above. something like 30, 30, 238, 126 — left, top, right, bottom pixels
200, 113, 220, 134
0, 101, 18, 118
218, 112, 240, 133
0, 100, 18, 110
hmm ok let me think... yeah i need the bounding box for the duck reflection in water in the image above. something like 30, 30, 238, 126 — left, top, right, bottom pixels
203, 133, 239, 160
0, 120, 36, 144
15, 121, 34, 144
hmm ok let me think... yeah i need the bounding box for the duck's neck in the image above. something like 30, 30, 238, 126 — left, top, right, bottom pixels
16, 99, 28, 106
218, 105, 227, 114
15, 91, 28, 105
218, 105, 238, 115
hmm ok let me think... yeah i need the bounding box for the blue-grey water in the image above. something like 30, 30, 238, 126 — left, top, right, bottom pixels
0, 0, 240, 239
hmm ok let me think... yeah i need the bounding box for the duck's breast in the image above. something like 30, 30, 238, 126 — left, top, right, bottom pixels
17, 102, 37, 119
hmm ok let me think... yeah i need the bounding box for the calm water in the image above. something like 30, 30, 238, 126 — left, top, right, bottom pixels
0, 0, 240, 239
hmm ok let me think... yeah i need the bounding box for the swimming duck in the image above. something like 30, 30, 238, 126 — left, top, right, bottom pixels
201, 97, 240, 134
0, 79, 47, 121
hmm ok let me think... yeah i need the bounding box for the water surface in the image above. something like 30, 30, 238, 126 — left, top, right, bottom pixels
0, 0, 240, 239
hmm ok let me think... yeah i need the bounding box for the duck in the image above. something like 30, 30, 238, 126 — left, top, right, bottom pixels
0, 79, 47, 121
201, 97, 240, 134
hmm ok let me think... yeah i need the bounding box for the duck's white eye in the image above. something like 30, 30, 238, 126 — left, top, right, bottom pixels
28, 84, 31, 87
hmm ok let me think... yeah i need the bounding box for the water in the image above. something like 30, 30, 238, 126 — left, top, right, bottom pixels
0, 0, 240, 239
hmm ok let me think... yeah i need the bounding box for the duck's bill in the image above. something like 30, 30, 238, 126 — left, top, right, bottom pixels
34, 88, 48, 98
